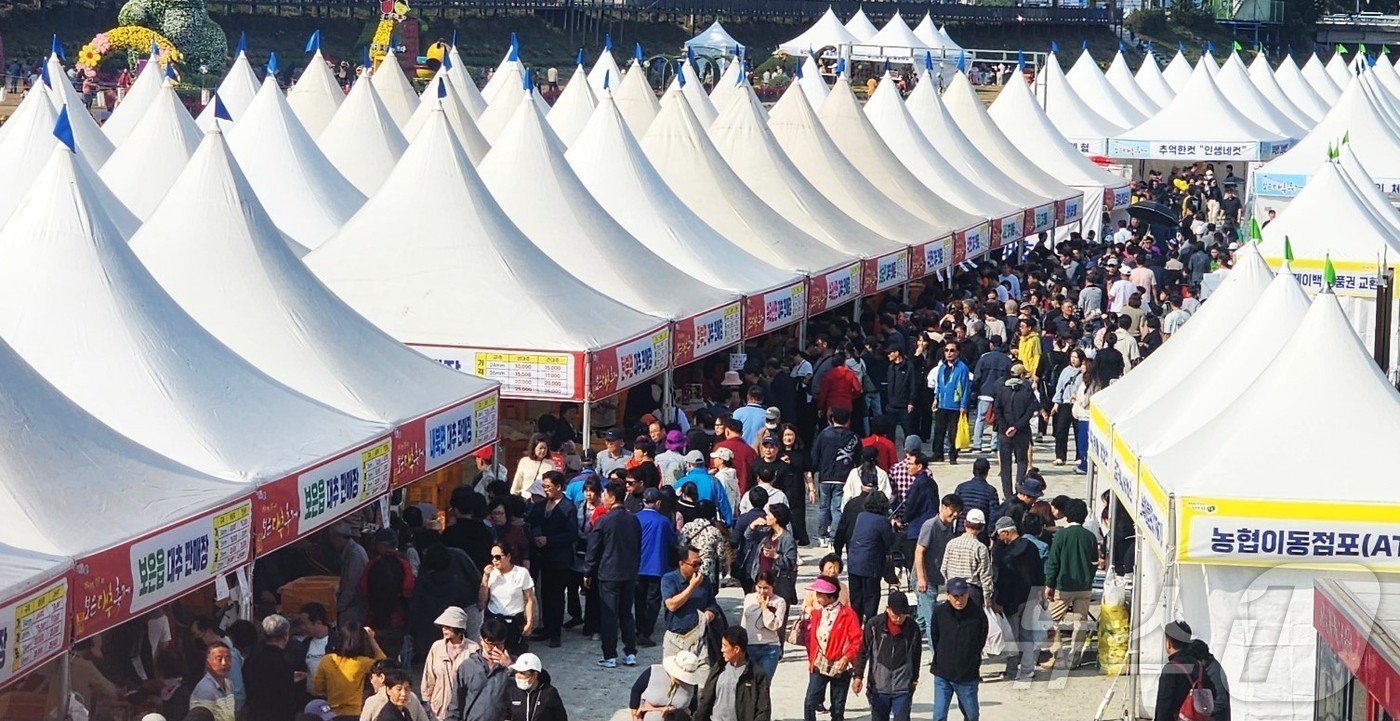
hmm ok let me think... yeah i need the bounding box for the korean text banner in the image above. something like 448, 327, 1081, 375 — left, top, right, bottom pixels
863, 250, 910, 294
253, 436, 394, 555
392, 391, 499, 488
673, 302, 742, 367
911, 235, 954, 279
744, 282, 806, 338
590, 328, 671, 400
414, 345, 585, 400
1265, 258, 1390, 298
1178, 497, 1400, 571
0, 578, 68, 689
75, 499, 253, 639
807, 263, 862, 315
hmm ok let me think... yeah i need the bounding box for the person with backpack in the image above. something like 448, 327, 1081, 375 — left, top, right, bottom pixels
1154, 621, 1217, 721
360, 529, 416, 660
812, 407, 861, 547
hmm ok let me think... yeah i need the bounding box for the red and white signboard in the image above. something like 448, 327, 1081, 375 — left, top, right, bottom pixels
392, 391, 500, 488
743, 281, 806, 338
911, 234, 955, 279
589, 328, 672, 399
673, 302, 743, 367
807, 262, 863, 315
862, 249, 910, 295
252, 435, 394, 555
0, 577, 68, 689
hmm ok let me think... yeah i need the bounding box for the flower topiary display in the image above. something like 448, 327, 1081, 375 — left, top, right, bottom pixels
76, 27, 183, 74
115, 0, 227, 72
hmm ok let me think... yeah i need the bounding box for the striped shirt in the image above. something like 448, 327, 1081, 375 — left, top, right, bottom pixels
940, 533, 994, 592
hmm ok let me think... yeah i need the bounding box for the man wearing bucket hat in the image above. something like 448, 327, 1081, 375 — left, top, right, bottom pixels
628, 649, 706, 721
421, 607, 477, 719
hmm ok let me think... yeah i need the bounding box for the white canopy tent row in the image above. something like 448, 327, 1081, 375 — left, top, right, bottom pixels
777, 7, 859, 56
308, 105, 673, 403
478, 85, 746, 371
196, 48, 260, 129
705, 58, 747, 121
844, 8, 879, 43
98, 48, 166, 145
685, 21, 745, 57
477, 59, 553, 144
44, 54, 115, 167
587, 37, 625, 97
1269, 54, 1331, 123
941, 71, 1082, 237
611, 57, 662, 138
1104, 50, 1162, 117
1161, 50, 1193, 92
446, 46, 489, 120
796, 55, 831, 109
1108, 58, 1293, 162
286, 48, 346, 138
1300, 52, 1343, 104
1064, 49, 1149, 131
669, 60, 718, 129
404, 70, 492, 165
99, 78, 202, 221
853, 11, 934, 64
988, 71, 1133, 241
566, 93, 811, 350
1242, 54, 1317, 130
1037, 51, 1129, 155
1213, 52, 1309, 139
1326, 49, 1354, 88
479, 38, 518, 103
316, 68, 409, 197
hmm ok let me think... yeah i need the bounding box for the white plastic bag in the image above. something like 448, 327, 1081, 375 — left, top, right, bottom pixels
983, 606, 1014, 657
1103, 571, 1128, 608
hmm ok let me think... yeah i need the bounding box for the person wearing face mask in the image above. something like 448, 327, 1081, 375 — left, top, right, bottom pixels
506, 654, 567, 721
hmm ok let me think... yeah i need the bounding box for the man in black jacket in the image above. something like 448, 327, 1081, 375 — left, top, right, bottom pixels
1154, 621, 1210, 721
586, 482, 642, 668
811, 407, 860, 545
929, 578, 987, 721
506, 654, 568, 721
991, 364, 1037, 499
852, 592, 921, 721
884, 342, 920, 449
695, 627, 771, 721
529, 471, 579, 648
992, 517, 1046, 681
969, 338, 1012, 455
243, 614, 299, 721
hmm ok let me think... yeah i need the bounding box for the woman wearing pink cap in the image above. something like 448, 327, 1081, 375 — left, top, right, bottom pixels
798, 575, 862, 721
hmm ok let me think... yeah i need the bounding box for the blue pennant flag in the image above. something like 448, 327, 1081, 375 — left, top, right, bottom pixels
1050, 41, 1058, 53
1017, 49, 1025, 69
677, 65, 686, 86
523, 66, 533, 90
451, 29, 458, 47
508, 43, 519, 62
165, 62, 177, 80
883, 58, 892, 74
362, 47, 370, 68
835, 57, 846, 75
737, 62, 746, 84
1205, 41, 1214, 54
957, 50, 966, 73
924, 51, 933, 72
437, 78, 448, 99
53, 106, 75, 153
151, 40, 161, 57
305, 30, 321, 54
603, 70, 611, 91
794, 59, 803, 79
1368, 53, 1377, 67
1146, 41, 1154, 53
52, 35, 65, 61
40, 62, 51, 88
634, 43, 643, 63
510, 32, 519, 51
444, 52, 453, 70
604, 34, 612, 51
576, 48, 584, 67
1287, 43, 1293, 56
235, 32, 247, 55
688, 46, 696, 63
1178, 42, 1185, 53
1080, 39, 1087, 50
267, 51, 279, 76
1118, 41, 1124, 53
213, 93, 232, 121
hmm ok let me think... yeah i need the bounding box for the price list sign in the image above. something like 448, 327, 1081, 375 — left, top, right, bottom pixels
475, 352, 576, 398
0, 580, 68, 687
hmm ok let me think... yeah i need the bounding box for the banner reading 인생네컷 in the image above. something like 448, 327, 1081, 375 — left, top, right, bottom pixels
0, 578, 68, 689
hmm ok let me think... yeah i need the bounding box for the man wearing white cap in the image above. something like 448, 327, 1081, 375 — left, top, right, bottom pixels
938, 509, 993, 606
506, 653, 567, 721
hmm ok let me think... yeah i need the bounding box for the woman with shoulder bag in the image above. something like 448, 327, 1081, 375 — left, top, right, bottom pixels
800, 576, 863, 721
1070, 353, 1099, 475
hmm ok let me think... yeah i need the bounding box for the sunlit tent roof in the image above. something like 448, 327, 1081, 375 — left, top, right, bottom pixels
1039, 52, 1128, 154
685, 21, 745, 55
45, 54, 114, 167
612, 59, 662, 138
858, 12, 931, 61
98, 79, 202, 220
1134, 54, 1176, 108
1246, 54, 1318, 128
197, 49, 260, 129
845, 8, 879, 42
547, 63, 597, 147
777, 8, 859, 55
1064, 49, 1148, 129
1213, 52, 1306, 139
286, 49, 344, 137
100, 51, 164, 145
1258, 158, 1400, 268
1300, 52, 1342, 103
588, 41, 624, 97
404, 71, 491, 165
316, 70, 408, 196
1161, 50, 1192, 91
1270, 54, 1331, 122
798, 55, 831, 108
1326, 51, 1353, 88
1105, 51, 1161, 116
446, 46, 489, 119
370, 48, 421, 127
911, 13, 952, 51
0, 97, 134, 230
707, 58, 746, 114
668, 61, 717, 128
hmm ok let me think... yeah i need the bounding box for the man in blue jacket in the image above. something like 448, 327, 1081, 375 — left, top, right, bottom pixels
970, 337, 1012, 454
586, 482, 642, 668
676, 450, 732, 525
634, 488, 676, 648
926, 341, 972, 465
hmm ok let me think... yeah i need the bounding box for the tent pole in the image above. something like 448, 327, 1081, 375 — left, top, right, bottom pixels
1126, 533, 1143, 720
663, 367, 674, 425
57, 646, 71, 719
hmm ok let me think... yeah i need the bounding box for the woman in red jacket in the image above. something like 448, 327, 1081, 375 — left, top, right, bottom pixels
817, 351, 864, 418
801, 576, 863, 721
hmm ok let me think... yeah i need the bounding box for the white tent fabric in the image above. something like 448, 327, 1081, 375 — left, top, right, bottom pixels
99, 80, 202, 220
707, 59, 746, 114
567, 95, 802, 297
911, 14, 951, 50
861, 12, 931, 61
0, 90, 66, 225
642, 86, 853, 276
1300, 53, 1342, 103
866, 73, 1022, 246
1271, 54, 1331, 120
1254, 75, 1400, 201
316, 71, 408, 197
936, 25, 961, 52
404, 72, 491, 165
197, 51, 260, 128
1134, 55, 1176, 108
0, 144, 391, 484
1039, 53, 1128, 154
227, 79, 365, 251
1326, 52, 1353, 88
1340, 144, 1400, 226
588, 44, 624, 97
1109, 60, 1291, 161
286, 50, 345, 138
100, 53, 164, 145
44, 55, 114, 167
370, 49, 421, 128
479, 91, 739, 323
1105, 51, 1161, 116
1258, 160, 1400, 270
477, 62, 539, 143
1161, 51, 1193, 92
479, 45, 516, 103
670, 62, 717, 128
308, 107, 669, 398
1334, 146, 1400, 374
820, 75, 983, 241
798, 57, 831, 109
1246, 54, 1318, 128
612, 60, 662, 138
1213, 53, 1307, 139
941, 71, 1077, 230
1200, 52, 1221, 75
777, 8, 859, 55
906, 71, 1051, 236
131, 126, 493, 424
547, 65, 597, 147
844, 8, 879, 42
1065, 49, 1148, 129
706, 80, 906, 274
447, 46, 489, 120
0, 78, 50, 146
685, 21, 745, 56
0, 542, 67, 609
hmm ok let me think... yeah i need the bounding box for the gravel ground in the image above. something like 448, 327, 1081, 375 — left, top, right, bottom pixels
523, 434, 1119, 721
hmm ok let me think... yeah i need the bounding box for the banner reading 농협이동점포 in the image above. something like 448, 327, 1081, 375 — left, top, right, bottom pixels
75, 499, 253, 639
1178, 497, 1400, 571
0, 578, 68, 689
253, 436, 395, 555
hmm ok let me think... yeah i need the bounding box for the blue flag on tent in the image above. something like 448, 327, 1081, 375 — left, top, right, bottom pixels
437, 78, 448, 99
53, 106, 75, 153
604, 70, 611, 91
508, 43, 519, 62
523, 67, 533, 90
604, 33, 612, 51
451, 29, 458, 47
213, 93, 232, 121
151, 40, 161, 57
305, 30, 320, 54
1146, 41, 1153, 53
267, 51, 279, 76
835, 57, 846, 75
510, 32, 519, 51
634, 43, 643, 62
677, 65, 686, 86
576, 48, 584, 67
1050, 41, 1058, 53
924, 51, 934, 71
443, 52, 452, 70
362, 47, 371, 68
957, 50, 966, 73
52, 35, 65, 61
1081, 39, 1087, 50
883, 58, 892, 73
165, 62, 177, 80
688, 46, 696, 63
1118, 40, 1124, 52
40, 62, 51, 88
794, 60, 803, 79
235, 32, 247, 55
1178, 42, 1185, 53
1017, 49, 1025, 69
1205, 41, 1214, 54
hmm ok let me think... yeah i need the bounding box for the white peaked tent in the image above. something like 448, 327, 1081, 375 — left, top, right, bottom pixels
707, 79, 907, 307
1326, 51, 1353, 88
1200, 52, 1221, 75
1161, 50, 1193, 91
1340, 144, 1400, 226
989, 73, 1132, 238
1243, 54, 1316, 129
547, 64, 597, 147
476, 62, 552, 143
286, 50, 345, 137
911, 14, 951, 51
778, 8, 859, 55
1134, 55, 1176, 108
99, 80, 202, 220
1109, 60, 1291, 161
404, 73, 491, 165
1254, 74, 1400, 202
1065, 50, 1148, 129
0, 79, 48, 145
1363, 57, 1400, 120
100, 53, 164, 145
227, 79, 365, 251
196, 50, 260, 128
866, 72, 1023, 253
446, 46, 489, 119
567, 94, 805, 301
44, 55, 114, 167
1301, 53, 1342, 103
1039, 53, 1128, 154
845, 8, 879, 42
1105, 51, 1160, 116
588, 43, 624, 97
642, 86, 854, 279
479, 89, 741, 332
612, 60, 662, 138
685, 21, 745, 56
708, 59, 746, 113
798, 56, 831, 108
316, 71, 408, 197
820, 75, 984, 249
669, 63, 717, 128
1271, 54, 1331, 121
1214, 53, 1307, 138
479, 45, 516, 103
860, 12, 931, 62
371, 49, 421, 128
937, 25, 962, 52
906, 72, 1050, 239
130, 126, 496, 426
0, 144, 391, 484
942, 71, 1078, 232
308, 108, 671, 402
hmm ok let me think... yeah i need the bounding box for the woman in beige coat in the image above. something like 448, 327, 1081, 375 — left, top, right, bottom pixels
420, 606, 478, 718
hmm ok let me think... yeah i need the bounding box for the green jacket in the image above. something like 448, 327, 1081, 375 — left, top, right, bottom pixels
1045, 523, 1099, 592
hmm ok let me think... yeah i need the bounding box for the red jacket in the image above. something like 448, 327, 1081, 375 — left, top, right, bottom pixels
861, 435, 897, 472
804, 603, 863, 671
714, 437, 757, 495
818, 366, 863, 414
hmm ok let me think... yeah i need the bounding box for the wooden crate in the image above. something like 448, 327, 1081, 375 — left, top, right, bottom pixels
279, 576, 340, 623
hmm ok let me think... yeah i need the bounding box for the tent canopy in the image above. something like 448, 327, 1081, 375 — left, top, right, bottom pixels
857, 12, 931, 62
1161, 50, 1193, 92
612, 59, 662, 138
404, 71, 491, 165
844, 8, 879, 42
446, 46, 489, 120
1038, 52, 1128, 154
1213, 52, 1307, 139
1258, 159, 1400, 271
1105, 51, 1161, 116
1245, 54, 1316, 130
685, 21, 744, 56
99, 80, 202, 220
1064, 49, 1148, 129
100, 52, 165, 145
1300, 53, 1342, 104
197, 50, 260, 129
777, 8, 859, 55
316, 70, 408, 197
370, 48, 421, 127
45, 55, 115, 167
1270, 54, 1330, 123
286, 49, 345, 138
1134, 55, 1176, 108
547, 64, 597, 147
588, 45, 624, 97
